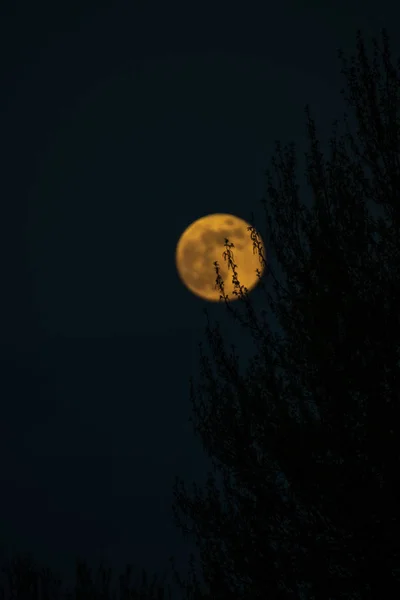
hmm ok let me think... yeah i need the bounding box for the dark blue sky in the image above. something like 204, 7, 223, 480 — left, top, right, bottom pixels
1, 0, 399, 592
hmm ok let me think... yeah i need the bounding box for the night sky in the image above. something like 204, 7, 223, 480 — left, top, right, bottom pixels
1, 0, 399, 592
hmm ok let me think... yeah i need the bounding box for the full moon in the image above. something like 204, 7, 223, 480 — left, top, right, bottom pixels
175, 213, 265, 302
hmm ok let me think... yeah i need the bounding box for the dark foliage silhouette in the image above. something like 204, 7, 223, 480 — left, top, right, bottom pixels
0, 552, 174, 600
169, 29, 400, 599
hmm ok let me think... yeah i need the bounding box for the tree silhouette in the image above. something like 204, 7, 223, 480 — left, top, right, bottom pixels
0, 552, 174, 600
170, 29, 400, 599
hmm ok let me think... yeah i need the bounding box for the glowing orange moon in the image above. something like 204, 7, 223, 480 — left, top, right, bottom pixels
175, 213, 265, 302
